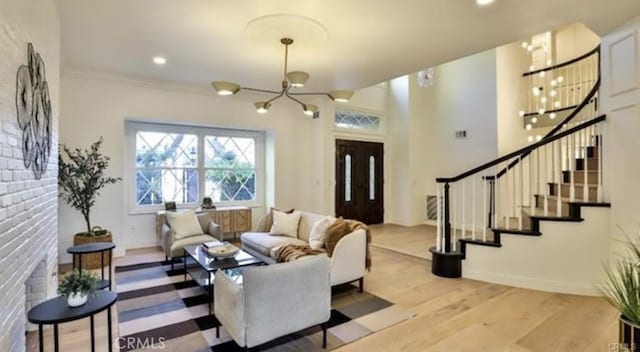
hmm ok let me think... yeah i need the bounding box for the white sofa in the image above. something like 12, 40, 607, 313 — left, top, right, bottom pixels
240, 211, 367, 290
214, 255, 331, 349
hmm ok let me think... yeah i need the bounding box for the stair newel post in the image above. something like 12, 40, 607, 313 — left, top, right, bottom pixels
443, 182, 452, 253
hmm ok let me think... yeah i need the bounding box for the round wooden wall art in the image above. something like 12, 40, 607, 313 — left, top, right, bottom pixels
15, 42, 51, 180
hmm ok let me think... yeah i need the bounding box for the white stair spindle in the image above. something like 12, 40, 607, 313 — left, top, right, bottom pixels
483, 174, 487, 242
472, 176, 476, 241
583, 127, 589, 201
556, 139, 563, 216
436, 184, 441, 252
597, 124, 603, 202
543, 144, 549, 216
492, 170, 500, 227
452, 184, 457, 251
530, 149, 536, 216
569, 132, 575, 202
505, 165, 510, 230
462, 179, 466, 240
518, 156, 523, 230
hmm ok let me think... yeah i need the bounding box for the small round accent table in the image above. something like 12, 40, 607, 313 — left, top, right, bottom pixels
28, 290, 117, 352
67, 242, 115, 290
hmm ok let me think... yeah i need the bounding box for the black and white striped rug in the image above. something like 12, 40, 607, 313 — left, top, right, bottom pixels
115, 260, 414, 351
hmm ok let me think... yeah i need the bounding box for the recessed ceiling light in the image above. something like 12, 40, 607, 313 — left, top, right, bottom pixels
477, 0, 494, 5
153, 56, 166, 65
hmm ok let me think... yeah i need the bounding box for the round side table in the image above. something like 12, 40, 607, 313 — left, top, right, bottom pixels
28, 290, 117, 352
67, 242, 115, 290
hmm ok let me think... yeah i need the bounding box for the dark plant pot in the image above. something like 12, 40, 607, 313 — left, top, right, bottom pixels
73, 231, 112, 269
620, 315, 640, 352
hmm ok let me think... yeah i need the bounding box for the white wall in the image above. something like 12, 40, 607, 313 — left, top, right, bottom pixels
463, 207, 610, 295
0, 0, 60, 350
600, 17, 640, 259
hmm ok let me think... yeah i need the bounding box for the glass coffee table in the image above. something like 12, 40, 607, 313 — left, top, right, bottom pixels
183, 244, 262, 314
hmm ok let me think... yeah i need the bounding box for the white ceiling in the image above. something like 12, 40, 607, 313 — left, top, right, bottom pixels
56, 0, 640, 91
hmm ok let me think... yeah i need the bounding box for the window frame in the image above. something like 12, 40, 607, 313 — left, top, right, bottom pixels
126, 121, 265, 213
333, 107, 385, 136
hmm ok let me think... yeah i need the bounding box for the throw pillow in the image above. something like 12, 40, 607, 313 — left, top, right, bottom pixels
324, 217, 351, 256
256, 207, 295, 232
269, 210, 302, 238
165, 210, 203, 239
309, 216, 336, 249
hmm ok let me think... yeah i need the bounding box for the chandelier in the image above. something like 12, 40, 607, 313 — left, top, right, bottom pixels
211, 37, 354, 118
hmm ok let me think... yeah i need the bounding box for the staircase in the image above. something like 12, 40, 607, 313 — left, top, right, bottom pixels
430, 46, 610, 283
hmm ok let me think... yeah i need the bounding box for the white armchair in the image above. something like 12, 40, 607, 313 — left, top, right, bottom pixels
214, 255, 331, 350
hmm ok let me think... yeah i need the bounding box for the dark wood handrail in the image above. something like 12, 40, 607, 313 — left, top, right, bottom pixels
436, 114, 606, 183
523, 46, 600, 77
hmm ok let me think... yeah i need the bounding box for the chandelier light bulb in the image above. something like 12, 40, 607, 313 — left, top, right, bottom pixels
526, 124, 532, 130
529, 65, 536, 71
549, 113, 557, 119
287, 71, 310, 88
539, 71, 546, 78
547, 59, 552, 66
550, 80, 557, 87
549, 89, 557, 97
527, 45, 534, 52
531, 117, 538, 124
557, 76, 564, 83
536, 135, 543, 141
554, 101, 561, 108
527, 135, 534, 142
538, 108, 546, 115
329, 90, 354, 103
212, 81, 241, 96
254, 101, 271, 114
518, 110, 525, 117
540, 96, 547, 104
532, 87, 541, 96
303, 104, 318, 117
522, 41, 528, 49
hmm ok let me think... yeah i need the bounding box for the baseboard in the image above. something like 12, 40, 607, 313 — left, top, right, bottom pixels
462, 268, 603, 296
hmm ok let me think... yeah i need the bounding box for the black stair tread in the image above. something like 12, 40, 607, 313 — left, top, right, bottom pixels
428, 247, 463, 256
529, 215, 584, 222
459, 239, 502, 247
492, 228, 542, 236
568, 201, 611, 207
564, 170, 599, 174
548, 182, 598, 188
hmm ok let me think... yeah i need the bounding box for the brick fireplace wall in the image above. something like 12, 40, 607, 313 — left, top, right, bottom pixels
0, 0, 60, 351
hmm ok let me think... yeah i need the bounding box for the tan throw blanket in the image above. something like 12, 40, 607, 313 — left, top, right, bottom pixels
275, 220, 372, 270
275, 244, 325, 263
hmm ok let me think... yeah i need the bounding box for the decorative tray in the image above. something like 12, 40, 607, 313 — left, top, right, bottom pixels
206, 242, 239, 259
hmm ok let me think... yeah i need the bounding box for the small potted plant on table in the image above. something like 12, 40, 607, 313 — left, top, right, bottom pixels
58, 138, 121, 269
602, 233, 640, 351
58, 269, 100, 307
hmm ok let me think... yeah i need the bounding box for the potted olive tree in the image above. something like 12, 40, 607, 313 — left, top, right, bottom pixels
59, 138, 121, 269
602, 233, 640, 351
57, 269, 100, 307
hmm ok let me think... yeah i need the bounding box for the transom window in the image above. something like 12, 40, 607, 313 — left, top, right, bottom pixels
129, 122, 264, 210
335, 110, 381, 131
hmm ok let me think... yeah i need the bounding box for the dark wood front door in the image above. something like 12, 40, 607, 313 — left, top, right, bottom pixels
335, 139, 384, 224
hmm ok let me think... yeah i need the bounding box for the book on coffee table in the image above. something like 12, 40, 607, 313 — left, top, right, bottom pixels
202, 240, 223, 248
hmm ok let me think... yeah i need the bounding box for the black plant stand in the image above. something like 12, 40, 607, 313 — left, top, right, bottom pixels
67, 242, 115, 290
28, 290, 117, 352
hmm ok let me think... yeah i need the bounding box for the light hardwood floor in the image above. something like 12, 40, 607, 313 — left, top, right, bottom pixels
37, 225, 618, 351
369, 223, 436, 260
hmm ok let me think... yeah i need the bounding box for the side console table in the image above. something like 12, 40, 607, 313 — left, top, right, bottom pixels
156, 206, 252, 240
